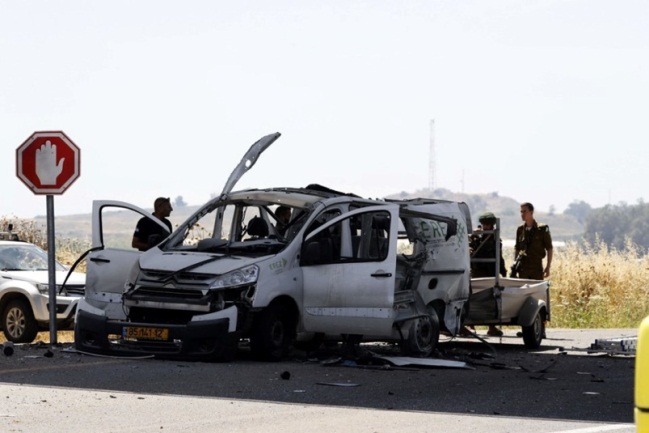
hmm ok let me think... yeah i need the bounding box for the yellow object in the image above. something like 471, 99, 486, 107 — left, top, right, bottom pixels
636, 315, 649, 432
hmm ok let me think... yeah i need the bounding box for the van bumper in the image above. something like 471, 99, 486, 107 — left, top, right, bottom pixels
74, 306, 239, 361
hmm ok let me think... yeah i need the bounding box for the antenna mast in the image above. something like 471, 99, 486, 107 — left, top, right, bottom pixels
429, 119, 436, 192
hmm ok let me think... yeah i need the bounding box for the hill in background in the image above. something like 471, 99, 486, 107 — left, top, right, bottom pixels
33, 189, 585, 244
387, 188, 583, 242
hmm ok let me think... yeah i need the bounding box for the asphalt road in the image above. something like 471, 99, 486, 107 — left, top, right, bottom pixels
0, 328, 638, 433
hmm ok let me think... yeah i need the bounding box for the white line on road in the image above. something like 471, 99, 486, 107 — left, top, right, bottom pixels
552, 424, 635, 433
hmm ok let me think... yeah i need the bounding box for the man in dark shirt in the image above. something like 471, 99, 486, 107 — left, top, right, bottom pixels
514, 202, 553, 280
132, 197, 173, 251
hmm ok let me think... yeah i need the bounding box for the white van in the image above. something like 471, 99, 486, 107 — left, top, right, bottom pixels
75, 133, 471, 361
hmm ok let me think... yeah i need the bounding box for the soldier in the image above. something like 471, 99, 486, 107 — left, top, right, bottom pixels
470, 211, 507, 337
470, 212, 507, 279
514, 202, 553, 280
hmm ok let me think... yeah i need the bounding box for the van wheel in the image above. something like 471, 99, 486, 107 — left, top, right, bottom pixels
2, 299, 39, 343
250, 304, 295, 362
403, 309, 440, 357
522, 311, 544, 349
293, 332, 325, 353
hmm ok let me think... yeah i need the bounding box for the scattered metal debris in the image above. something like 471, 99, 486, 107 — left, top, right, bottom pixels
589, 337, 637, 355
566, 335, 637, 356
1, 342, 14, 356
371, 355, 472, 369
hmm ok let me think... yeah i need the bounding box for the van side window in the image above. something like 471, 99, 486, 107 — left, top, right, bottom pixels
350, 211, 390, 261
302, 210, 390, 266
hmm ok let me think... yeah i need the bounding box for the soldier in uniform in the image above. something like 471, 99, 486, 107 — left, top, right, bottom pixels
470, 212, 507, 279
514, 202, 553, 280
469, 211, 507, 337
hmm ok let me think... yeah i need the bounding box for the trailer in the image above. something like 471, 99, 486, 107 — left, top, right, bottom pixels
463, 218, 550, 349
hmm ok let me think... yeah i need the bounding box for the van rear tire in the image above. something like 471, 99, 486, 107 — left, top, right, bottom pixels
403, 309, 440, 357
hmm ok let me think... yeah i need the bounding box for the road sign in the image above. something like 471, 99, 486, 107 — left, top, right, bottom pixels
16, 131, 81, 194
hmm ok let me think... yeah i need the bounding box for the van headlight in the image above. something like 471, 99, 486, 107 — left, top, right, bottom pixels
211, 265, 259, 289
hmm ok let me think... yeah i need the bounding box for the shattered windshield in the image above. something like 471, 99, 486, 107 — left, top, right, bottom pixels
164, 200, 310, 252
0, 244, 66, 272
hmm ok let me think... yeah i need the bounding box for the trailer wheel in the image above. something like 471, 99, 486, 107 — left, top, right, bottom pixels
2, 299, 39, 343
250, 304, 295, 362
522, 311, 545, 349
403, 309, 440, 357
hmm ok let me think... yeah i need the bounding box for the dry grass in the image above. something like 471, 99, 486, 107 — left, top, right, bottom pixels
0, 331, 74, 344
549, 239, 649, 328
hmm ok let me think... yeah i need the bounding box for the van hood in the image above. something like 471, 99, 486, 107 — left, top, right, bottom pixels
139, 251, 270, 274
220, 132, 281, 196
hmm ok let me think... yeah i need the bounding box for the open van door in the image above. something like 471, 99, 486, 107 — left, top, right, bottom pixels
82, 200, 170, 320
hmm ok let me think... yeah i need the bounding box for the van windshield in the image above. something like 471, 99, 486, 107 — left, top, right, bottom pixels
163, 200, 310, 253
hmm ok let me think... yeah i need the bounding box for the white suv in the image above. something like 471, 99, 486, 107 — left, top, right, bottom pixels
0, 239, 85, 343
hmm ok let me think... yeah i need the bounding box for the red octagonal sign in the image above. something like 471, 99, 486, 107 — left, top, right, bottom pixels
16, 131, 81, 195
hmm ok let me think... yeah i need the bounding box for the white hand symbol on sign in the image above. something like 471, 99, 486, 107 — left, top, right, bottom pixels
35, 140, 65, 185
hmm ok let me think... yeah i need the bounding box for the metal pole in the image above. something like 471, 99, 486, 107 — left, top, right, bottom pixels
46, 195, 58, 347
495, 218, 501, 286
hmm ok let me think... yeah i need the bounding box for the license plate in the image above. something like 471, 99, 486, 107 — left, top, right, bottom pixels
123, 326, 169, 341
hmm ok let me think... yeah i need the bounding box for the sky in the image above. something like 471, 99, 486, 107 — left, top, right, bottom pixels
1, 0, 648, 219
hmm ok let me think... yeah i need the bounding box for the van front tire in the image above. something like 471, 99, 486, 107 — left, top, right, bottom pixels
250, 304, 295, 362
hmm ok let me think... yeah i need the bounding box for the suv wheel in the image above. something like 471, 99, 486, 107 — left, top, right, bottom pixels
2, 299, 39, 343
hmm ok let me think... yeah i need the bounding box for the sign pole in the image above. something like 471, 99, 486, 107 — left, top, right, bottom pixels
46, 195, 58, 347
16, 130, 81, 348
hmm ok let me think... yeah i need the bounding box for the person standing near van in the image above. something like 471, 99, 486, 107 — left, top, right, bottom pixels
469, 211, 507, 337
132, 197, 173, 251
470, 212, 507, 279
514, 202, 553, 280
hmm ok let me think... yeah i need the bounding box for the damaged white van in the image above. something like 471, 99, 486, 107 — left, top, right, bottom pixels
75, 132, 472, 361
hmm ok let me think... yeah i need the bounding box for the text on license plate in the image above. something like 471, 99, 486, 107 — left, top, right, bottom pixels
123, 326, 169, 341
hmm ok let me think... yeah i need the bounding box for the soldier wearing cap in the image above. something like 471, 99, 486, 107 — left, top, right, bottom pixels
470, 211, 507, 279
132, 197, 174, 251
514, 202, 553, 280
467, 211, 507, 337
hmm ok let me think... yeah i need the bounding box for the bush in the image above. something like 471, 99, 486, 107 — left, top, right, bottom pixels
1, 216, 90, 272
